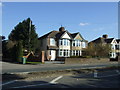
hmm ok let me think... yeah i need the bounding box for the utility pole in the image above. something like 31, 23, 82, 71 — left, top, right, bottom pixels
29, 19, 31, 52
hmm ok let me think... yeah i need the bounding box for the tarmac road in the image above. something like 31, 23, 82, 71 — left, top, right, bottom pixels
1, 61, 119, 74
1, 68, 120, 89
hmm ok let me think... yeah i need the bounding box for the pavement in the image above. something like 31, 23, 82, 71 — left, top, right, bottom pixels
1, 61, 119, 74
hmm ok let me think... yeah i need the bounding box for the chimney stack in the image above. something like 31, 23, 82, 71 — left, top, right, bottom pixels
102, 34, 108, 39
59, 27, 65, 32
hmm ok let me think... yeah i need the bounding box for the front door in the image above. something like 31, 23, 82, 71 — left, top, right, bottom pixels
50, 50, 56, 60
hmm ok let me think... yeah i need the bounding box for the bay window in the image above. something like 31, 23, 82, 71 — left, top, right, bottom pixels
59, 39, 70, 46
71, 50, 81, 56
59, 49, 70, 57
72, 40, 81, 47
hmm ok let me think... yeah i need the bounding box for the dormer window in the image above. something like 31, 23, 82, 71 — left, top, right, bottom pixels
50, 38, 56, 46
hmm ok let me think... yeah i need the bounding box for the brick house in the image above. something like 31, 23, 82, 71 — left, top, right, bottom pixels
38, 27, 88, 61
89, 34, 120, 58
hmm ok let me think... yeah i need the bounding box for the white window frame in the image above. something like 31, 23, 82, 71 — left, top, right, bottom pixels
82, 42, 86, 48
72, 40, 81, 47
59, 49, 70, 57
50, 38, 56, 46
59, 39, 70, 46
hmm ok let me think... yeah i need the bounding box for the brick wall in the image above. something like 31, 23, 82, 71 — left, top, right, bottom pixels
64, 58, 109, 64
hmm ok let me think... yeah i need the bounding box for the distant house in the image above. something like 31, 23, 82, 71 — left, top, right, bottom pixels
89, 34, 120, 58
38, 27, 88, 61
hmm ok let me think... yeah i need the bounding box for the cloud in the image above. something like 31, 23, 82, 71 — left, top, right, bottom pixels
79, 22, 89, 26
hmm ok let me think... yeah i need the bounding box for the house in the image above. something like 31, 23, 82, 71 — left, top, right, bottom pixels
38, 27, 88, 61
89, 34, 120, 58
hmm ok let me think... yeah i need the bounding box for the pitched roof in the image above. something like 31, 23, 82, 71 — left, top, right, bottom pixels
90, 37, 104, 43
104, 38, 114, 43
38, 31, 59, 39
55, 31, 67, 39
38, 28, 87, 41
71, 33, 78, 38
90, 37, 115, 44
116, 39, 120, 43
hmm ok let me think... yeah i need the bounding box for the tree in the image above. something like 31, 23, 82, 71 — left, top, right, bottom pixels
8, 18, 38, 52
16, 41, 23, 62
84, 42, 111, 58
2, 40, 16, 61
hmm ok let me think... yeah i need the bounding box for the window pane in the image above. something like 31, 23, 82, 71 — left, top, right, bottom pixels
73, 41, 75, 46
50, 38, 55, 45
60, 50, 62, 56
76, 50, 78, 56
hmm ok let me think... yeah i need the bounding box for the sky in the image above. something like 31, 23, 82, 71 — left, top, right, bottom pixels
2, 2, 118, 42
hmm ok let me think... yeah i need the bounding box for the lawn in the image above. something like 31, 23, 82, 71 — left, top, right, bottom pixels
26, 62, 42, 64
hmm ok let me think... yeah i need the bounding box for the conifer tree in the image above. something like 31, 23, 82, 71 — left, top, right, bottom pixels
8, 18, 38, 52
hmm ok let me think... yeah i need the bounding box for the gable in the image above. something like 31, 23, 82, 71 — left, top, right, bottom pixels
61, 32, 71, 39
74, 33, 83, 40
111, 39, 117, 44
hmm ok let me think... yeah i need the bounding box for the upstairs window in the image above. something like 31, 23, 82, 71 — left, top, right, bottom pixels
59, 39, 70, 46
111, 45, 115, 49
50, 38, 56, 46
115, 45, 119, 50
72, 41, 75, 46
72, 40, 81, 47
82, 42, 86, 48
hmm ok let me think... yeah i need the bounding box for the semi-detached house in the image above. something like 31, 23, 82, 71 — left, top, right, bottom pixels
89, 35, 120, 59
38, 27, 88, 61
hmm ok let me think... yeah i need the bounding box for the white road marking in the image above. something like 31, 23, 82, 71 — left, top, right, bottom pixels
93, 70, 120, 78
10, 76, 63, 88
1, 80, 17, 86
94, 70, 98, 78
50, 76, 63, 84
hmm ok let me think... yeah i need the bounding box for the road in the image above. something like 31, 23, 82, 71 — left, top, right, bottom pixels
1, 61, 119, 74
2, 68, 120, 89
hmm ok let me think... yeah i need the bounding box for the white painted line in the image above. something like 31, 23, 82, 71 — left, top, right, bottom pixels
50, 76, 63, 84
1, 80, 17, 86
11, 76, 63, 88
94, 70, 98, 78
116, 70, 120, 74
